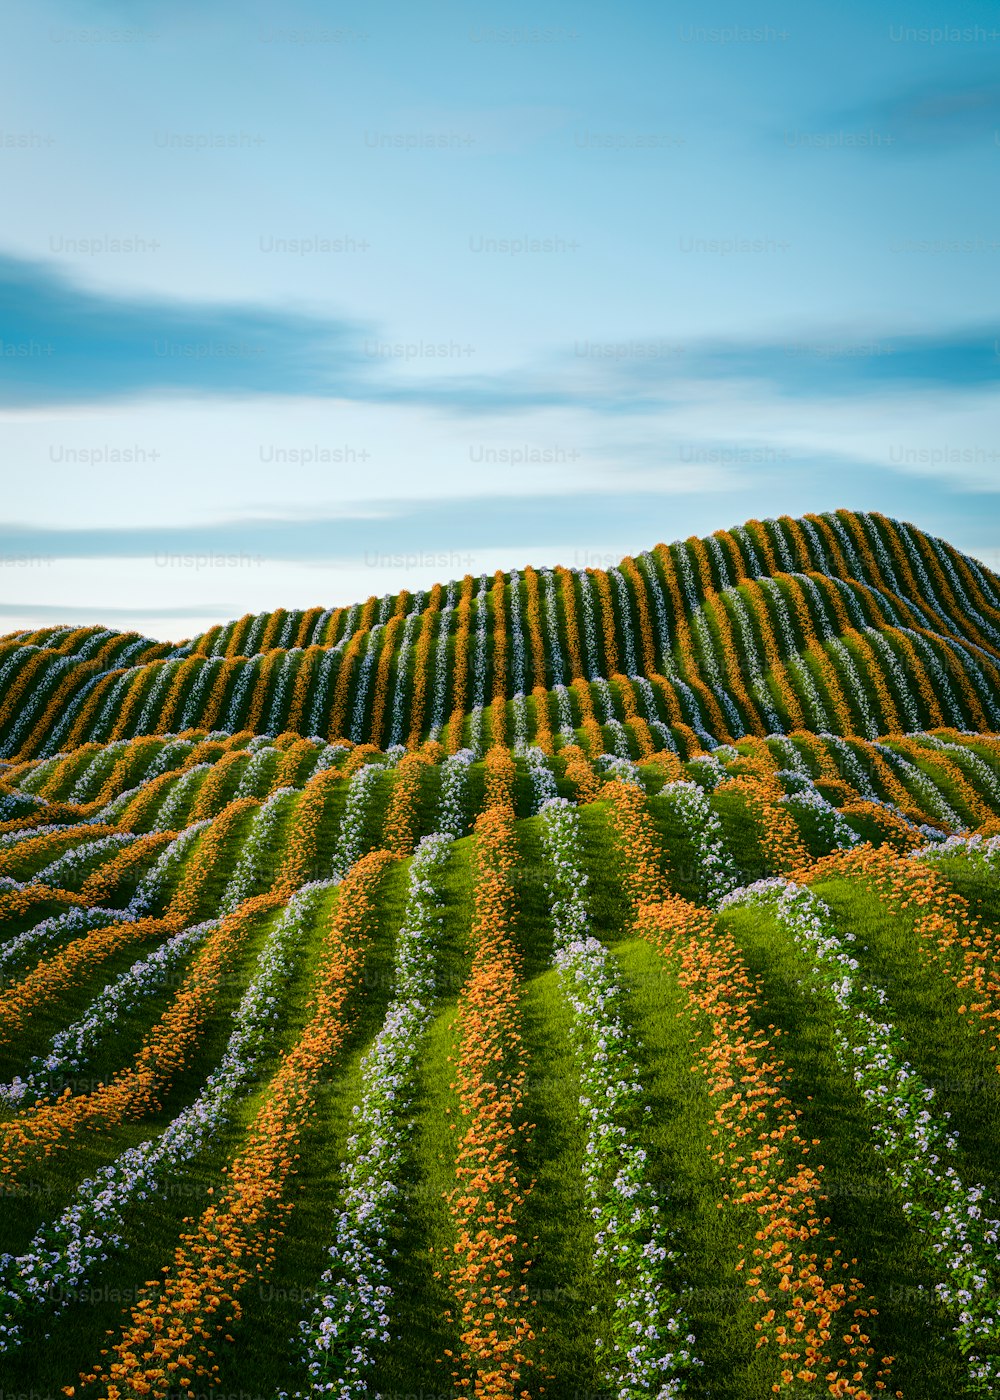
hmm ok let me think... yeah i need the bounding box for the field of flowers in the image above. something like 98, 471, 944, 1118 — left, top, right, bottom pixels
2, 510, 1000, 1398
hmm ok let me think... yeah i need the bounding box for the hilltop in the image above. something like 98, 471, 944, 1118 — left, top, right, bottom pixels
2, 507, 999, 762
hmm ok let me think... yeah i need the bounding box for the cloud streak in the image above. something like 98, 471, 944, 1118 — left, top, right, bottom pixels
1, 252, 998, 412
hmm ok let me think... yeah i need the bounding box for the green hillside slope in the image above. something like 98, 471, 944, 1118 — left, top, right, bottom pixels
1, 508, 1000, 1398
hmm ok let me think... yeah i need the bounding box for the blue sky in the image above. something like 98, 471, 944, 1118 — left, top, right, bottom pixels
2, 0, 999, 639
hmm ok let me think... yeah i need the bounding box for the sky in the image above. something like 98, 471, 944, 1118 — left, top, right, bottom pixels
2, 0, 999, 641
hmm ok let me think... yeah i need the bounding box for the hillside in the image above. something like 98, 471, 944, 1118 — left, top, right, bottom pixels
2, 509, 1000, 1398
3, 508, 1000, 762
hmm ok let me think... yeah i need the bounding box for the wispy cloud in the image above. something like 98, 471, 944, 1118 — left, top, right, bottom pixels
0, 254, 365, 406
836, 75, 1000, 148
1, 252, 998, 412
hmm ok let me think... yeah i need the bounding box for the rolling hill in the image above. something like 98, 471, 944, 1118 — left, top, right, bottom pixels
1, 508, 1000, 1399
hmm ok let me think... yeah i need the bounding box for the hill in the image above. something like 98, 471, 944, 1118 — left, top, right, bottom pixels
2, 508, 1000, 762
1, 509, 1000, 1398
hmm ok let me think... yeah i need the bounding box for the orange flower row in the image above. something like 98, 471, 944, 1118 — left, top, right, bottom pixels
559, 744, 601, 803
78, 831, 176, 905
590, 568, 620, 676
530, 685, 552, 755
330, 603, 376, 739
716, 742, 811, 874
408, 583, 443, 747
554, 565, 584, 679
569, 678, 605, 758
447, 575, 475, 755
270, 736, 319, 794
603, 777, 671, 906
521, 566, 547, 689
610, 675, 654, 757
638, 896, 893, 1398
383, 751, 432, 857
483, 745, 517, 813
436, 802, 537, 1398
169, 797, 261, 923
369, 610, 406, 749
491, 570, 507, 748
74, 851, 393, 1400
271, 767, 340, 894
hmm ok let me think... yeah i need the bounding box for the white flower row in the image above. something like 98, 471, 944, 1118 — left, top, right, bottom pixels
331, 760, 388, 880
428, 582, 457, 743
630, 676, 678, 754
233, 742, 279, 798
285, 830, 454, 1398
150, 762, 213, 831
349, 623, 385, 743
525, 745, 559, 812
592, 678, 632, 760
220, 786, 299, 913
551, 681, 576, 744
0, 904, 128, 987
128, 817, 213, 917
721, 878, 1000, 1389
0, 919, 214, 1109
507, 568, 528, 695
541, 567, 566, 685
539, 797, 701, 1396
876, 742, 965, 830
66, 739, 131, 805
29, 831, 139, 891
657, 780, 740, 905
775, 770, 862, 852
911, 832, 1000, 866
437, 747, 474, 837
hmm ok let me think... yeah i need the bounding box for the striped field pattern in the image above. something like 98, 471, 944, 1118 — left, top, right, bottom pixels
1, 510, 1000, 1398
